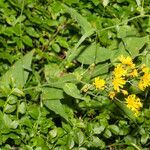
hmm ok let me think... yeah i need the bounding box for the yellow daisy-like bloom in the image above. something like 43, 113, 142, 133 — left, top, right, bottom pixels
109, 91, 116, 99
142, 67, 149, 74
112, 77, 126, 92
125, 94, 143, 116
93, 77, 105, 90
138, 73, 150, 90
119, 55, 135, 68
113, 64, 127, 77
129, 69, 138, 77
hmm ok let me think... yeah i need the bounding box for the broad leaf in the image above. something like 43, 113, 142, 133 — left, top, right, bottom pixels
77, 43, 112, 64
114, 100, 136, 122
63, 83, 83, 100
123, 36, 149, 57
0, 50, 34, 88
41, 87, 64, 100
63, 4, 94, 35
44, 100, 68, 121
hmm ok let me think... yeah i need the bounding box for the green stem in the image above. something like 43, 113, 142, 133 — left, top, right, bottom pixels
100, 14, 150, 32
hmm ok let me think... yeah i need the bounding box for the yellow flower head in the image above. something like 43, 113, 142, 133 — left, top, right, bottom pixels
129, 69, 138, 77
119, 55, 135, 68
125, 94, 143, 116
142, 67, 149, 74
109, 91, 116, 99
93, 77, 105, 90
138, 73, 150, 90
113, 64, 127, 77
112, 77, 126, 92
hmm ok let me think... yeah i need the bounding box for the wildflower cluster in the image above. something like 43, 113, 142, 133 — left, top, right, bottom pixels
125, 94, 143, 116
92, 55, 150, 117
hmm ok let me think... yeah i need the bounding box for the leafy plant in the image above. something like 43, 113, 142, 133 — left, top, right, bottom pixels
0, 0, 150, 149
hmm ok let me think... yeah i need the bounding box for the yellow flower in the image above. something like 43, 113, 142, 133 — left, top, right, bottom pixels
138, 73, 150, 90
109, 91, 116, 99
129, 69, 138, 77
121, 90, 128, 95
113, 64, 127, 77
142, 67, 149, 74
125, 94, 142, 116
112, 77, 126, 92
119, 55, 135, 68
93, 77, 105, 90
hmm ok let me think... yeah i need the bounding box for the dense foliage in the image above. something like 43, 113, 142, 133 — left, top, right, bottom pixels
0, 0, 150, 149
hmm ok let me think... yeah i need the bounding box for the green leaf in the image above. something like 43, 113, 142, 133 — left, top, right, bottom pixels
0, 50, 34, 88
103, 0, 109, 7
77, 43, 112, 64
12, 88, 25, 97
0, 111, 5, 130
52, 43, 61, 53
64, 0, 79, 5
56, 37, 69, 48
67, 134, 75, 149
41, 87, 64, 100
103, 129, 112, 138
123, 36, 149, 57
91, 136, 105, 148
91, 63, 109, 77
7, 95, 18, 104
124, 135, 137, 145
114, 100, 136, 122
63, 4, 94, 35
26, 27, 39, 38
10, 121, 19, 129
63, 83, 83, 99
20, 116, 32, 128
109, 125, 120, 135
4, 104, 16, 113
22, 35, 33, 47
3, 114, 12, 129
44, 100, 68, 121
76, 130, 84, 146
49, 128, 57, 138
28, 105, 39, 119
141, 133, 149, 145
117, 25, 137, 38
18, 102, 26, 114
93, 124, 105, 134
